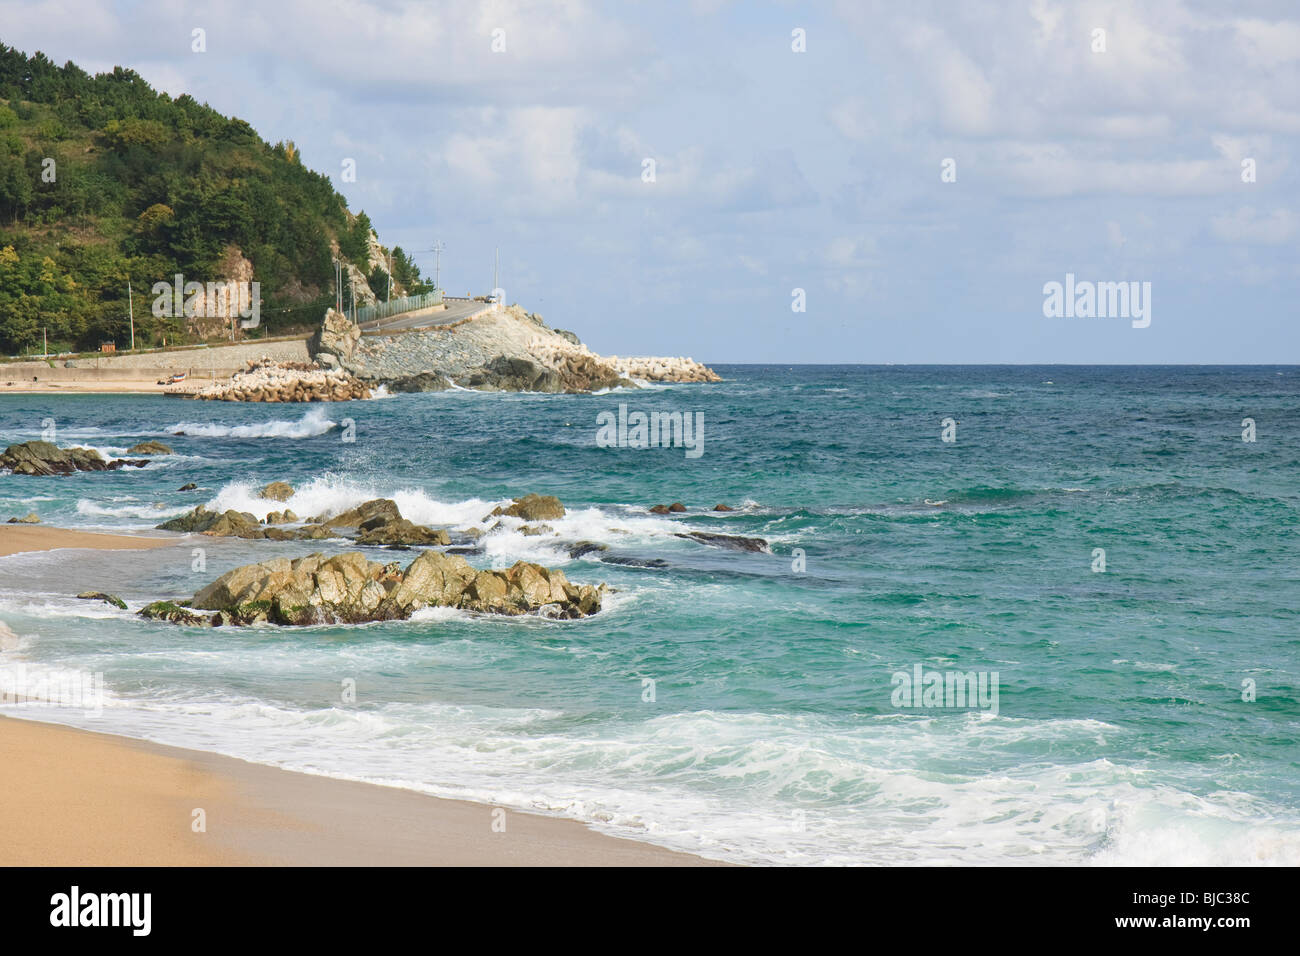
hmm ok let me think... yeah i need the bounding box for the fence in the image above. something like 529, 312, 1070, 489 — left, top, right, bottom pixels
355, 289, 443, 325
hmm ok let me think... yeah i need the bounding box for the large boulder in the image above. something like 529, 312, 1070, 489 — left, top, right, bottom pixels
488, 493, 566, 522
167, 550, 603, 626
156, 505, 266, 538
308, 308, 362, 364
466, 356, 561, 393
386, 372, 452, 393
258, 481, 294, 501
1, 441, 148, 476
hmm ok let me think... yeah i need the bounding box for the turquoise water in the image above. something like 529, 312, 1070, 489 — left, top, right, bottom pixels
1, 366, 1298, 864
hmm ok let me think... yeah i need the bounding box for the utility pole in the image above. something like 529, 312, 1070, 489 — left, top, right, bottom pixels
432, 240, 445, 291
350, 272, 356, 323
387, 251, 392, 302
42, 326, 47, 360
127, 279, 135, 350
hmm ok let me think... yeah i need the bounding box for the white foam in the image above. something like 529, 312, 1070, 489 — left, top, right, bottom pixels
169, 407, 338, 439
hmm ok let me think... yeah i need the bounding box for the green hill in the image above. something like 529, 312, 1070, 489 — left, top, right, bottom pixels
0, 43, 432, 356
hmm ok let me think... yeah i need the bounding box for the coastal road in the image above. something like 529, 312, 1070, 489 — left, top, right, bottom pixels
359, 298, 491, 334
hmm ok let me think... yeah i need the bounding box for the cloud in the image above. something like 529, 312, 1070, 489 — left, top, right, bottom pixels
1210, 207, 1296, 244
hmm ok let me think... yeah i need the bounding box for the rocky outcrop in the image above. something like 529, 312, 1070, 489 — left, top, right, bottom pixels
1, 441, 148, 475
181, 359, 370, 402
308, 308, 362, 366
315, 303, 716, 394
157, 498, 454, 549
127, 441, 174, 455
386, 372, 451, 392
467, 356, 561, 393
258, 481, 294, 501
488, 494, 566, 522
139, 550, 604, 626
6, 512, 40, 523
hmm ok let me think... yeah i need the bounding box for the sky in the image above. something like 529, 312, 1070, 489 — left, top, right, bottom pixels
2, 0, 1297, 363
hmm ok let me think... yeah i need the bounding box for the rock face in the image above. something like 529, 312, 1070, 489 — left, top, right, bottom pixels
308, 308, 362, 364
127, 441, 174, 455
467, 356, 561, 393
140, 550, 604, 626
315, 303, 715, 394
1, 441, 148, 475
386, 372, 451, 392
488, 494, 566, 521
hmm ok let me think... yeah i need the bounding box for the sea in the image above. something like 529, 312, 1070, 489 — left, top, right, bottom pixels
1, 365, 1297, 865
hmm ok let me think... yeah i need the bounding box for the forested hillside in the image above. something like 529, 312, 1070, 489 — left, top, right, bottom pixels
0, 44, 432, 355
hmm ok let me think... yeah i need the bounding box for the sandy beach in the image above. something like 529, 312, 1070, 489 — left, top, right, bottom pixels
0, 524, 177, 558
0, 526, 717, 866
0, 717, 715, 866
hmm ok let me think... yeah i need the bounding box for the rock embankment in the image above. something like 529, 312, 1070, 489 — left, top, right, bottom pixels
312, 305, 719, 393
139, 550, 604, 626
1, 441, 149, 475
175, 359, 370, 402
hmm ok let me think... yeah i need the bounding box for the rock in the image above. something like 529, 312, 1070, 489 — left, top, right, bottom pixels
178, 483, 198, 491
6, 512, 40, 524
554, 329, 582, 346
601, 555, 670, 568
317, 498, 402, 529
567, 541, 608, 559
258, 481, 295, 501
75, 591, 126, 610
156, 506, 265, 538
466, 356, 561, 393
138, 601, 213, 626
308, 308, 362, 363
675, 531, 770, 553
668, 502, 687, 513
169, 550, 603, 626
1, 440, 147, 475
186, 358, 370, 403
355, 517, 451, 547
519, 524, 553, 536
712, 504, 734, 512
488, 493, 565, 522
263, 509, 299, 525
386, 372, 452, 392
649, 504, 671, 515
127, 440, 174, 455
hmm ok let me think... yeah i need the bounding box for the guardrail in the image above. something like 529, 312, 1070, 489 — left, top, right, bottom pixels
355, 289, 443, 325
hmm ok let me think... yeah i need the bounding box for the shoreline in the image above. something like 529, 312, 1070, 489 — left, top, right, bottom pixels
0, 524, 177, 559
0, 715, 720, 866
0, 526, 724, 866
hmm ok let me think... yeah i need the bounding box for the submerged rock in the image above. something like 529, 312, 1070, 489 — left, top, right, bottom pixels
675, 531, 770, 553
1, 440, 148, 476
567, 541, 609, 559
76, 591, 126, 610
161, 550, 604, 626
127, 440, 174, 455
178, 482, 198, 491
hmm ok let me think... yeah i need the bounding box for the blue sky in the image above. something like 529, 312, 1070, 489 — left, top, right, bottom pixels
3, 0, 1298, 362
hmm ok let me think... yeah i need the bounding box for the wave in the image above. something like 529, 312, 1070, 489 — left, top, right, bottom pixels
169, 407, 338, 439
75, 499, 194, 520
